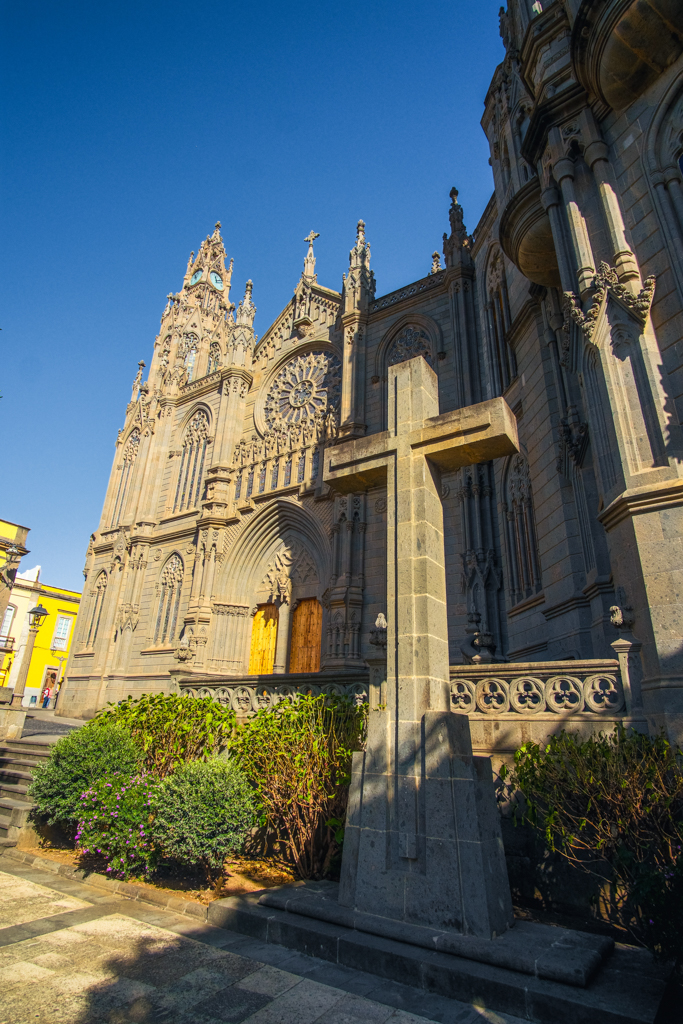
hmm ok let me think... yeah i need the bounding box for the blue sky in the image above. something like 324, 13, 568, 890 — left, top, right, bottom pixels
1, 0, 503, 592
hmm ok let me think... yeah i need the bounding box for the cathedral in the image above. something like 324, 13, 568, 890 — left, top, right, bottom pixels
59, 0, 683, 751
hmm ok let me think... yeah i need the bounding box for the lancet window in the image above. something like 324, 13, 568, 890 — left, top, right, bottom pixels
110, 429, 140, 528
484, 250, 515, 394
179, 333, 198, 381
502, 454, 542, 606
173, 410, 210, 512
207, 342, 221, 374
86, 571, 108, 648
153, 554, 184, 645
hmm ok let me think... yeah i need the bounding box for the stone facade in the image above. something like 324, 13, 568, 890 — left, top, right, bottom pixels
59, 0, 683, 748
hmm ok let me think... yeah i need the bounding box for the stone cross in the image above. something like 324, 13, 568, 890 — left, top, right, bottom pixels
324, 355, 519, 938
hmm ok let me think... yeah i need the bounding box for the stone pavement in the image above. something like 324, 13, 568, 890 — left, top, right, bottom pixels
0, 858, 527, 1024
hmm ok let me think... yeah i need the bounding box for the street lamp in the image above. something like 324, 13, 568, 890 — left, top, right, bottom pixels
11, 604, 49, 708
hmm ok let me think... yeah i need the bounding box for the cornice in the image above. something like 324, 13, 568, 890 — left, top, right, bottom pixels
369, 271, 448, 318
599, 477, 683, 531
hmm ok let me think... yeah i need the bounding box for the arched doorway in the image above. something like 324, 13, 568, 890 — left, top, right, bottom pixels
289, 598, 322, 673
248, 604, 278, 675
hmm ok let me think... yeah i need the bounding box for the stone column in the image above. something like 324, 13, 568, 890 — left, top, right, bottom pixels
585, 139, 640, 288
273, 600, 291, 674
552, 155, 596, 300
611, 635, 644, 714
541, 185, 576, 294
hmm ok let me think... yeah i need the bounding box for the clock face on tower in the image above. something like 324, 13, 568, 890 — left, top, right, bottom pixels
190, 269, 203, 286
210, 271, 224, 290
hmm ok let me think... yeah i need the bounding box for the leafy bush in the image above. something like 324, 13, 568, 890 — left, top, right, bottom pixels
502, 725, 683, 961
229, 694, 366, 878
29, 723, 143, 832
76, 773, 160, 879
152, 758, 257, 884
94, 693, 235, 777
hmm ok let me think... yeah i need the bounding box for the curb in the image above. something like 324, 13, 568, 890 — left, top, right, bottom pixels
0, 847, 211, 922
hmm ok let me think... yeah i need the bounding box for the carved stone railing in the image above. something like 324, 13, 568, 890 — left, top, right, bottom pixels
178, 671, 368, 714
450, 660, 629, 717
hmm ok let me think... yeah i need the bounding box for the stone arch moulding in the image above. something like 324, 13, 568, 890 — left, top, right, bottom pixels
373, 312, 442, 380
176, 402, 213, 440
214, 497, 331, 608
252, 338, 342, 438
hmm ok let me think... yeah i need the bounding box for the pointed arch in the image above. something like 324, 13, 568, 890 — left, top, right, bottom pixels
85, 571, 108, 648
153, 553, 184, 645
374, 314, 442, 428
173, 408, 211, 512
207, 341, 222, 374
110, 429, 141, 528
483, 246, 516, 394
501, 453, 542, 607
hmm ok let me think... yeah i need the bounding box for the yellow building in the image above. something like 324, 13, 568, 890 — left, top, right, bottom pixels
0, 566, 81, 708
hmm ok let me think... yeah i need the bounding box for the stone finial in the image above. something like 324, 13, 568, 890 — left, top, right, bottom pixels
131, 360, 146, 402
443, 187, 472, 270
430, 251, 442, 275
235, 279, 257, 329
344, 218, 375, 314
186, 251, 195, 274
303, 230, 319, 281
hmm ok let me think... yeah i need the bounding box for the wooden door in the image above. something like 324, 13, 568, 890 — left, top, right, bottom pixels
289, 598, 322, 673
248, 604, 278, 675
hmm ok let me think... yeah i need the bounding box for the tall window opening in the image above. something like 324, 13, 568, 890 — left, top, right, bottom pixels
110, 429, 140, 527
86, 572, 108, 648
173, 410, 210, 512
485, 250, 515, 394
248, 604, 278, 675
502, 454, 542, 606
179, 333, 199, 381
51, 615, 73, 651
289, 598, 322, 673
154, 554, 184, 645
207, 342, 221, 374
1, 604, 15, 637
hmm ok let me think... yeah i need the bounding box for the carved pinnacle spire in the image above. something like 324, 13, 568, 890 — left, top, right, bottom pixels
303, 231, 319, 281
235, 279, 256, 329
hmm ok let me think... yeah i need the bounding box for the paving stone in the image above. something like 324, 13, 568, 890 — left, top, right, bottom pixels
234, 964, 302, 997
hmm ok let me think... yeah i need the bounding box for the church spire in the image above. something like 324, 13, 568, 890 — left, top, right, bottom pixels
235, 279, 256, 329
302, 230, 319, 282
343, 219, 375, 315
181, 222, 233, 299
442, 187, 473, 270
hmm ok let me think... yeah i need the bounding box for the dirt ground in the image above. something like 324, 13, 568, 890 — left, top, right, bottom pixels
18, 836, 297, 905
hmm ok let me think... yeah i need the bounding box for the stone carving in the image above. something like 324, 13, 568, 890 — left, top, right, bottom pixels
563, 263, 656, 341
386, 326, 433, 369
374, 497, 387, 513
182, 679, 368, 711
450, 667, 625, 716
369, 612, 387, 650
262, 540, 318, 603
264, 351, 342, 431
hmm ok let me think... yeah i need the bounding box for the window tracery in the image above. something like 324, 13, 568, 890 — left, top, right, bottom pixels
208, 342, 221, 374
173, 410, 210, 512
179, 333, 199, 381
110, 429, 140, 528
153, 554, 184, 645
264, 351, 341, 431
386, 326, 433, 369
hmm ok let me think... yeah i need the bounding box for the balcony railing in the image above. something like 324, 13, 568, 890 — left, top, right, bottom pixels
0, 636, 14, 653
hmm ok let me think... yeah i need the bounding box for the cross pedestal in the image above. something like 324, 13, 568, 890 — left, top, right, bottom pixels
324, 356, 519, 938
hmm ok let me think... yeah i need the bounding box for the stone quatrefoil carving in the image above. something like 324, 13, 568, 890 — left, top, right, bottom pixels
264, 351, 342, 430
449, 672, 625, 715
184, 680, 368, 713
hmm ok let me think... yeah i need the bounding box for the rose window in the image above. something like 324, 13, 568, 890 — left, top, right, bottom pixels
264, 351, 342, 429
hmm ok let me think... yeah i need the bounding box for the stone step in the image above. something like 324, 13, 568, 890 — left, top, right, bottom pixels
0, 768, 33, 784
0, 837, 17, 848
0, 755, 43, 770
0, 738, 58, 760
0, 780, 29, 797
0, 793, 33, 812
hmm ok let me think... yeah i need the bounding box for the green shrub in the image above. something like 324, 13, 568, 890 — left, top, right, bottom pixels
502, 725, 683, 961
94, 693, 236, 778
152, 758, 257, 883
76, 773, 160, 879
228, 694, 366, 879
29, 723, 143, 832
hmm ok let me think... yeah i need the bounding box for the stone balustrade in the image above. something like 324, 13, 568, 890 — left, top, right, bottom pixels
178, 672, 368, 714
450, 659, 627, 717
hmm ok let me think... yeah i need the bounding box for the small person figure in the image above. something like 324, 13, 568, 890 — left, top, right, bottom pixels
42, 685, 52, 708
